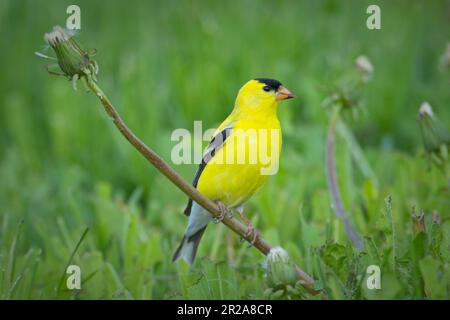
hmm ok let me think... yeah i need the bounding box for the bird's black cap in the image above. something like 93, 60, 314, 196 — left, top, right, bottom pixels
255, 78, 282, 90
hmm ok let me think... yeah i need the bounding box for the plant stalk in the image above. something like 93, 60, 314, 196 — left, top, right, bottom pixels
326, 107, 364, 250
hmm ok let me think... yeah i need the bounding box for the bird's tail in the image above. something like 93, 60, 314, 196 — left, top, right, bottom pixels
172, 226, 207, 264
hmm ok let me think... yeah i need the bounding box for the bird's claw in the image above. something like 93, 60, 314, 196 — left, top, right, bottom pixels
244, 222, 259, 247
213, 201, 231, 224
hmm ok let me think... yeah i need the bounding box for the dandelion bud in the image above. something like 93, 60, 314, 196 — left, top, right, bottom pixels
439, 43, 450, 72
432, 211, 441, 225
264, 247, 297, 287
355, 55, 374, 82
419, 101, 434, 119
38, 26, 98, 86
417, 102, 450, 167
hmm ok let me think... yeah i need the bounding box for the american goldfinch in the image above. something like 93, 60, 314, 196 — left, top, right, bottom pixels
173, 78, 294, 264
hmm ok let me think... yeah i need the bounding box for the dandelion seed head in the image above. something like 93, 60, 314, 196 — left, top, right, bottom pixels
44, 26, 72, 47
419, 101, 434, 119
355, 55, 374, 82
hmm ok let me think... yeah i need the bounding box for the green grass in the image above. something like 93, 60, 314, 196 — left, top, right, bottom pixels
0, 0, 449, 299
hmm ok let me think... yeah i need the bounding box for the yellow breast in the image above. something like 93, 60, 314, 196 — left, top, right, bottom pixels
196, 116, 281, 208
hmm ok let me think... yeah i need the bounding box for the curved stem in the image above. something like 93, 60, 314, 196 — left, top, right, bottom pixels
326, 107, 364, 250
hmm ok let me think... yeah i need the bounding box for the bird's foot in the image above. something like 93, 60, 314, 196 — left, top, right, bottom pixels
244, 222, 259, 247
213, 201, 231, 224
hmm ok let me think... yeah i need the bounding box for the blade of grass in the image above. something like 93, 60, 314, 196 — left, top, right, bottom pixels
4, 219, 24, 298
56, 227, 89, 297
5, 248, 38, 299
337, 120, 378, 185
384, 196, 397, 275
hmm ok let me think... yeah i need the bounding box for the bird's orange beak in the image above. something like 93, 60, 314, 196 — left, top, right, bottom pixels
275, 86, 295, 101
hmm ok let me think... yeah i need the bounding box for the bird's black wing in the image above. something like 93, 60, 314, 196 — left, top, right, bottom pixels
184, 126, 233, 216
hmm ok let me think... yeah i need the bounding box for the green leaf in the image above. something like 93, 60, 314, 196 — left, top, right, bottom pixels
419, 256, 447, 299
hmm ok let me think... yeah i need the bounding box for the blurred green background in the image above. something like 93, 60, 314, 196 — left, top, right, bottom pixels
0, 0, 449, 299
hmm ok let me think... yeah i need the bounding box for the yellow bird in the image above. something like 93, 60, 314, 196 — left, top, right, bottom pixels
173, 78, 294, 264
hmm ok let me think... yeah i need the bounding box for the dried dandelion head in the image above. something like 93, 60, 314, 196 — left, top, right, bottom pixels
355, 55, 374, 83
37, 26, 98, 88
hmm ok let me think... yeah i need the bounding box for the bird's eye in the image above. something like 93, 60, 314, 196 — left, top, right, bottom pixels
262, 85, 271, 92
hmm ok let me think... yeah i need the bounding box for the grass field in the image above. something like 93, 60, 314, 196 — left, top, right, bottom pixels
0, 0, 449, 299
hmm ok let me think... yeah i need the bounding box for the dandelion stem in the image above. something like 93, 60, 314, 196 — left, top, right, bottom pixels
326, 107, 364, 250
